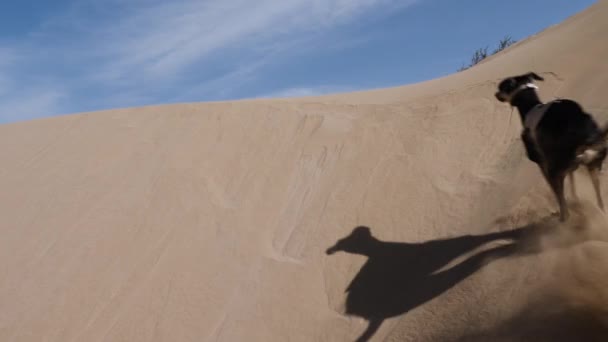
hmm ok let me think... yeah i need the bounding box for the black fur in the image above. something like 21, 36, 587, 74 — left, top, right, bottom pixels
495, 72, 608, 221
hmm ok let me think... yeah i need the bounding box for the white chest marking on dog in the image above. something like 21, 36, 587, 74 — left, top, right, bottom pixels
504, 83, 538, 103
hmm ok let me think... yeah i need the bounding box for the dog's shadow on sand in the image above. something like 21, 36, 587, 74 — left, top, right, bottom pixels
325, 222, 551, 342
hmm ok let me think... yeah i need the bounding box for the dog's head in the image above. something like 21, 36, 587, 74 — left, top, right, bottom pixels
495, 72, 544, 103
326, 226, 374, 255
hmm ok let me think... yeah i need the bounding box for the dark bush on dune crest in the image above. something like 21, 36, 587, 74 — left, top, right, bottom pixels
458, 36, 516, 71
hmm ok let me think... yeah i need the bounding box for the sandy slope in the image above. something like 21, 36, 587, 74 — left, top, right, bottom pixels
2, 1, 608, 341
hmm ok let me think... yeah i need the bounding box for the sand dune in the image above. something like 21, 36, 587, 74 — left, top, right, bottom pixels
2, 1, 608, 341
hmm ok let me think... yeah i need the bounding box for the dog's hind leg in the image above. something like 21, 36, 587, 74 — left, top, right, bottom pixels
588, 167, 605, 211
547, 171, 569, 221
569, 171, 578, 199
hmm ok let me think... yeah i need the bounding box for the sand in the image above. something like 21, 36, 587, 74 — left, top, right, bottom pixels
2, 1, 608, 341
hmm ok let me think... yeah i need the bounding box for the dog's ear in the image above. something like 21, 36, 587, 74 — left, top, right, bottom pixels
525, 72, 544, 81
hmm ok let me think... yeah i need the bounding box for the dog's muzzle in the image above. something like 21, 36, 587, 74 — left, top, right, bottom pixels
495, 92, 508, 102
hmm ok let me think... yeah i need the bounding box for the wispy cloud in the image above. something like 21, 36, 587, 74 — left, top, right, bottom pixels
83, 0, 417, 90
90, 0, 415, 81
0, 46, 68, 121
0, 48, 16, 67
0, 48, 17, 95
0, 0, 418, 123
257, 85, 361, 99
0, 88, 66, 123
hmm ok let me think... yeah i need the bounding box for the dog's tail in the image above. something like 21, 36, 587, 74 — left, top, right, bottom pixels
599, 122, 608, 141
576, 121, 608, 164
590, 121, 608, 148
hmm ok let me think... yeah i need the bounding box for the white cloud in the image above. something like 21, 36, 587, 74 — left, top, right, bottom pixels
258, 85, 360, 98
0, 88, 66, 123
0, 48, 17, 95
0, 48, 17, 67
0, 0, 419, 122
88, 0, 416, 82
0, 77, 11, 97
0, 47, 68, 122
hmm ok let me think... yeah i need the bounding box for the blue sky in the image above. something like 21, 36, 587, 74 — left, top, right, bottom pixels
0, 0, 597, 123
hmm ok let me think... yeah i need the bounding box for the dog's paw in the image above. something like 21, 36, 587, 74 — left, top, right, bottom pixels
576, 149, 599, 164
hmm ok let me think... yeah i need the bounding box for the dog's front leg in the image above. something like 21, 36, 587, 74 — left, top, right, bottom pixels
588, 167, 605, 211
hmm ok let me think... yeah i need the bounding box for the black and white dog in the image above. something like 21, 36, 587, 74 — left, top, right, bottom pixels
495, 72, 608, 221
